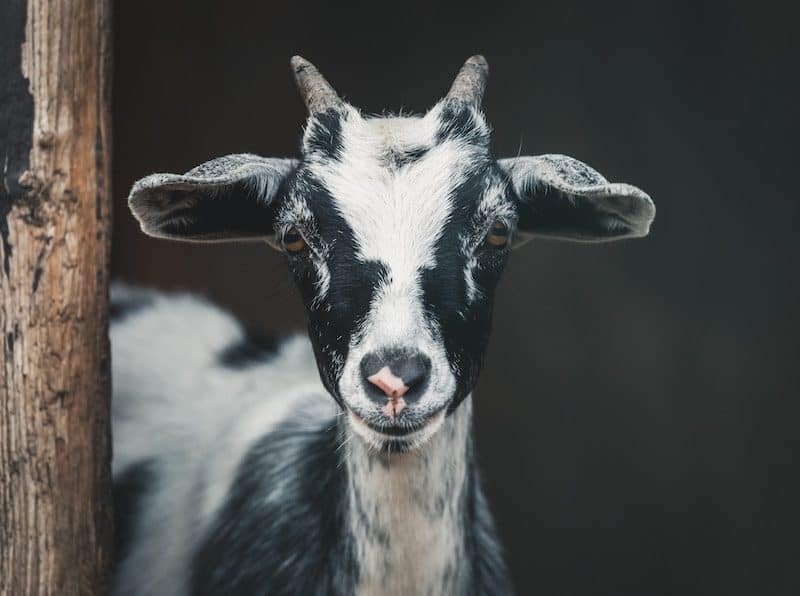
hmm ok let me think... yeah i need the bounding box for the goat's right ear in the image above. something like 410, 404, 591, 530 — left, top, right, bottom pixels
128, 154, 298, 243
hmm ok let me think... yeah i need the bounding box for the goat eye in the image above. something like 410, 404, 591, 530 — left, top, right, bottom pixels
282, 226, 307, 254
486, 221, 509, 248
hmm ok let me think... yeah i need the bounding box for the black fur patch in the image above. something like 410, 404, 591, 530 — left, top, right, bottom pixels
218, 327, 280, 369
190, 411, 357, 595
109, 291, 155, 323
303, 109, 345, 161
435, 101, 490, 147
386, 144, 430, 168
113, 459, 157, 569
281, 173, 389, 403
421, 168, 510, 410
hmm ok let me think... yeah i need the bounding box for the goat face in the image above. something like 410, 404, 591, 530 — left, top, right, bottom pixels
128, 56, 655, 451
279, 101, 511, 448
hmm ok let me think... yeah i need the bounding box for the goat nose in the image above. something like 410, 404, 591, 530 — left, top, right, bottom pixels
360, 350, 432, 406
367, 366, 409, 399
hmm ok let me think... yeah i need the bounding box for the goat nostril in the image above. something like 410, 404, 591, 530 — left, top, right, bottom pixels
402, 365, 427, 390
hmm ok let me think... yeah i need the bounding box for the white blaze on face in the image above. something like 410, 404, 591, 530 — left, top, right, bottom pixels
311, 107, 480, 411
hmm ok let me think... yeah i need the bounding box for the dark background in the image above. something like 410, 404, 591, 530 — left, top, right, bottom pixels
113, 1, 798, 594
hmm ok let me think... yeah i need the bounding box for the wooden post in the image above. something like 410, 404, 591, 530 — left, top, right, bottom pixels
0, 0, 113, 594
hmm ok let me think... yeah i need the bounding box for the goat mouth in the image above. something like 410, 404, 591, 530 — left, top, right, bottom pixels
347, 408, 446, 440
361, 419, 427, 436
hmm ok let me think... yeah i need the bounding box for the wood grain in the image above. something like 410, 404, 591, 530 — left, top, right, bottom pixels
0, 0, 113, 593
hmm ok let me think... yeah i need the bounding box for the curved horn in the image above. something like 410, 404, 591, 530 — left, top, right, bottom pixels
446, 55, 489, 106
290, 55, 342, 114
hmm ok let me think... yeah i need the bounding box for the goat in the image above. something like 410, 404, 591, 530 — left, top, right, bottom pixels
112, 55, 655, 595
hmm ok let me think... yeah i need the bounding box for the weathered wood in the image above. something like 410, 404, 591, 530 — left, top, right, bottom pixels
0, 0, 113, 594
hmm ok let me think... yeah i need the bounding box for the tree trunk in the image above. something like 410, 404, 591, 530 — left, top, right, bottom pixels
0, 0, 113, 594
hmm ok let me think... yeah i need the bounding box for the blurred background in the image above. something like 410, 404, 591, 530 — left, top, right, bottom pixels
113, 1, 798, 594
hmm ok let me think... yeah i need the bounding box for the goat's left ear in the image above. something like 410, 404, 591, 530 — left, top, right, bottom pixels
128, 154, 298, 243
498, 154, 655, 244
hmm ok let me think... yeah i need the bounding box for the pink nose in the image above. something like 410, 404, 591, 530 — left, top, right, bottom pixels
367, 366, 409, 399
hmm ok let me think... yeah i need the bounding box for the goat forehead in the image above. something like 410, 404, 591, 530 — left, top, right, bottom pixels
355, 114, 439, 154
307, 112, 489, 272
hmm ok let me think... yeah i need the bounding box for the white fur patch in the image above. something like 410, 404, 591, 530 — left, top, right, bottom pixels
347, 398, 474, 596
110, 286, 329, 595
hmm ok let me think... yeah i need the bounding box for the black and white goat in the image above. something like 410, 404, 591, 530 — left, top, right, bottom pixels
112, 56, 655, 595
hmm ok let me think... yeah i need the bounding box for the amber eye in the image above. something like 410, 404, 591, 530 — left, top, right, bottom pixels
281, 226, 307, 254
486, 221, 509, 248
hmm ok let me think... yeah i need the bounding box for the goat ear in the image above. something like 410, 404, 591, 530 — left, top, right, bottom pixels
128, 154, 298, 243
498, 154, 655, 244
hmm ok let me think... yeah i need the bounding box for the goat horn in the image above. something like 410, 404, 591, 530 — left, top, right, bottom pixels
290, 55, 342, 114
446, 55, 489, 106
